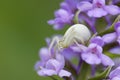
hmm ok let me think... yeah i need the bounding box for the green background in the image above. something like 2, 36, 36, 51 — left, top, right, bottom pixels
0, 0, 64, 80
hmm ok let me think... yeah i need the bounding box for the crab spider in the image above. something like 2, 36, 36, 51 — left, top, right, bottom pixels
49, 24, 91, 53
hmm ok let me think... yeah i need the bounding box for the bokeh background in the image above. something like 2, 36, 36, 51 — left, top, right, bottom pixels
0, 0, 65, 80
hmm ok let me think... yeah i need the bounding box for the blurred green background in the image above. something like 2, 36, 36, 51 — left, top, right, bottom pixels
0, 0, 63, 80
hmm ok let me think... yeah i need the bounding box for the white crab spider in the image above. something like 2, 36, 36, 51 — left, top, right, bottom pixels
49, 24, 91, 53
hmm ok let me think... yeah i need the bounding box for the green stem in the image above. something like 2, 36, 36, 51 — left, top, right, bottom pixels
49, 75, 64, 80
73, 10, 81, 24
63, 76, 72, 80
65, 59, 77, 78
104, 51, 120, 59
77, 62, 90, 80
98, 15, 120, 36
88, 66, 112, 80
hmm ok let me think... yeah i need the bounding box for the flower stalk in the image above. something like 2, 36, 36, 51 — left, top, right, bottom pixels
35, 0, 120, 80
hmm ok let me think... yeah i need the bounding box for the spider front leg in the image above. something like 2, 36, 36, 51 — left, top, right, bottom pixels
48, 36, 60, 55
73, 39, 87, 52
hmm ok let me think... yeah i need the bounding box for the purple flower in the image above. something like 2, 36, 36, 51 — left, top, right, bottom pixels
48, 0, 78, 30
48, 9, 74, 30
113, 58, 120, 69
109, 66, 120, 80
102, 32, 117, 44
61, 46, 80, 60
77, 0, 120, 18
115, 21, 120, 44
112, 0, 120, 5
109, 46, 120, 54
77, 1, 93, 11
81, 43, 114, 66
109, 46, 120, 68
35, 47, 71, 77
35, 47, 51, 70
61, 0, 77, 12
90, 36, 104, 46
102, 21, 120, 45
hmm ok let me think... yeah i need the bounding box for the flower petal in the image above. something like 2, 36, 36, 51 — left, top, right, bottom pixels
55, 9, 69, 18
102, 32, 117, 44
87, 8, 107, 18
46, 59, 62, 72
54, 23, 64, 30
71, 44, 87, 52
34, 61, 45, 71
90, 36, 104, 46
88, 43, 103, 53
115, 22, 120, 35
58, 69, 71, 77
117, 36, 120, 45
64, 0, 77, 10
93, 0, 105, 5
39, 47, 51, 62
105, 5, 120, 15
60, 2, 71, 12
101, 54, 114, 66
81, 52, 101, 65
111, 77, 120, 80
77, 1, 92, 11
109, 66, 120, 79
37, 69, 57, 76
109, 46, 120, 54
48, 20, 55, 25
56, 54, 65, 69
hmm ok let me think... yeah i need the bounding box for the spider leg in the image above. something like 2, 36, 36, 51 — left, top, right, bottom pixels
73, 39, 87, 52
48, 36, 60, 55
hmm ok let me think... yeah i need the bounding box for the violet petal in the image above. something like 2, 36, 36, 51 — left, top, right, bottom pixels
58, 69, 71, 77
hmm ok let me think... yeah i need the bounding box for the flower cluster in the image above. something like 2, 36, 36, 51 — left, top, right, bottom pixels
35, 0, 120, 80
35, 47, 71, 77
